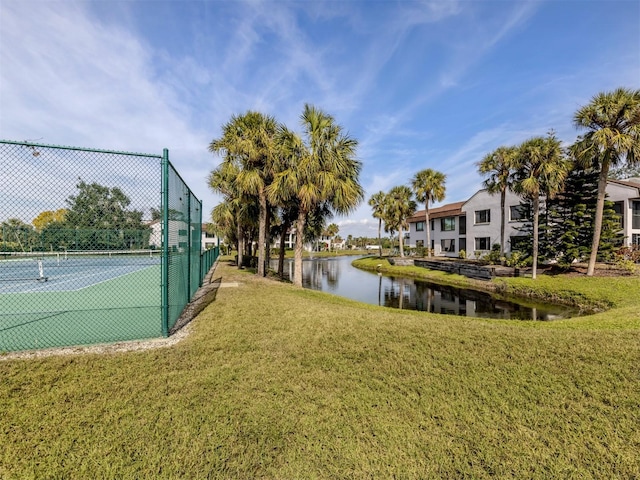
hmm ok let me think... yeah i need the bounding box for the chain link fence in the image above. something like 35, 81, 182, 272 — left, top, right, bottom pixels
0, 140, 218, 352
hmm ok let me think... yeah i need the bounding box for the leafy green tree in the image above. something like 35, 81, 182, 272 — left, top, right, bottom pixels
209, 111, 279, 277
411, 169, 446, 257
1, 218, 35, 252
64, 181, 147, 250
572, 87, 640, 276
513, 134, 569, 279
478, 146, 518, 256
32, 209, 67, 231
267, 105, 363, 287
384, 185, 417, 258
368, 190, 387, 258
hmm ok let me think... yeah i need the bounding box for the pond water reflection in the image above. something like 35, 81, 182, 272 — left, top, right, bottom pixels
271, 255, 577, 320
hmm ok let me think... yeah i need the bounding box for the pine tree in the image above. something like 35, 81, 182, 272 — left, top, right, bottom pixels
517, 166, 623, 267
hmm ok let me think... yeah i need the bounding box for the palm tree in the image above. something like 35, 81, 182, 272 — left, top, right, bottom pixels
572, 88, 640, 276
209, 111, 278, 277
411, 169, 446, 257
267, 105, 364, 287
478, 146, 518, 256
384, 185, 417, 258
273, 203, 299, 279
513, 134, 569, 279
208, 161, 254, 269
323, 223, 339, 251
368, 191, 387, 258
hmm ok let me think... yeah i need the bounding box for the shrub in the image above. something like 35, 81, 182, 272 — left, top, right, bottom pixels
486, 243, 502, 264
616, 245, 640, 263
505, 251, 531, 268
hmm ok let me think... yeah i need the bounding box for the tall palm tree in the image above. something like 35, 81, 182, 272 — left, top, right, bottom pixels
478, 146, 518, 256
368, 191, 387, 258
208, 161, 252, 269
411, 169, 446, 257
323, 223, 339, 251
267, 105, 364, 287
209, 111, 278, 277
384, 185, 417, 258
572, 87, 640, 276
513, 134, 569, 279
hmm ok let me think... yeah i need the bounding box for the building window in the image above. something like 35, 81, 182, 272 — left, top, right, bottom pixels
459, 216, 466, 235
440, 217, 455, 231
475, 237, 490, 250
416, 240, 424, 248
415, 221, 425, 232
459, 238, 466, 252
475, 209, 490, 224
633, 201, 640, 229
509, 205, 530, 222
441, 239, 455, 252
611, 201, 624, 229
633, 234, 640, 246
430, 219, 434, 231
510, 236, 529, 252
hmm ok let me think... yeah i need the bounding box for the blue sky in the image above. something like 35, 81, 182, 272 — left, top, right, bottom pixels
1, 0, 638, 238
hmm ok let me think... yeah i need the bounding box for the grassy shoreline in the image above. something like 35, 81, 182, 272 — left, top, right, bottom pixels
1, 257, 639, 478
352, 255, 640, 316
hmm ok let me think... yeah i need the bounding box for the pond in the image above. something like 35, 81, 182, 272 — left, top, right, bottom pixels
271, 255, 579, 320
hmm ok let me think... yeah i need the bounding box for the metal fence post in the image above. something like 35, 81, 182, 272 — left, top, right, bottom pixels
161, 148, 170, 337
186, 191, 191, 306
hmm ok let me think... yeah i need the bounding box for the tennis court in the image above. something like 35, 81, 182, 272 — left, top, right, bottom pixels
1, 140, 220, 353
1, 251, 162, 351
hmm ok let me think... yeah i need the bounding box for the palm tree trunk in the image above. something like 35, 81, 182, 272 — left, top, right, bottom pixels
532, 194, 540, 280
587, 166, 609, 276
377, 219, 382, 258
257, 193, 267, 277
500, 189, 506, 256
277, 218, 291, 279
236, 217, 244, 269
293, 210, 306, 287
425, 207, 431, 257
399, 225, 405, 257
265, 204, 271, 274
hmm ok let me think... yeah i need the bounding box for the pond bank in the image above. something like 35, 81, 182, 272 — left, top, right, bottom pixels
351, 256, 623, 313
389, 257, 525, 280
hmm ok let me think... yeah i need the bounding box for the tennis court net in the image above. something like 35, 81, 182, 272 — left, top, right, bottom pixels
0, 250, 161, 282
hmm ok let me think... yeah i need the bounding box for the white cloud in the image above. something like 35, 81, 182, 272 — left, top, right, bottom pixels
0, 1, 218, 218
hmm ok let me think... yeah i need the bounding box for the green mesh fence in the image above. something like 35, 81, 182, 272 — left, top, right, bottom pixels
0, 140, 218, 352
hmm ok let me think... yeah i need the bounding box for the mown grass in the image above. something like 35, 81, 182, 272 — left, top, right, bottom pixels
1, 257, 639, 478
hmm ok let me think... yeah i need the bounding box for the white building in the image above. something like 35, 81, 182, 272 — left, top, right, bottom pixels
407, 179, 640, 259
148, 221, 220, 251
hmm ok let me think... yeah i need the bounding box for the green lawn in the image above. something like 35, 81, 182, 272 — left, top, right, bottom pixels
1, 257, 639, 478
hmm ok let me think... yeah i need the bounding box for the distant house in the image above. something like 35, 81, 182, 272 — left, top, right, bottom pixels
271, 230, 343, 252
201, 224, 220, 250
147, 221, 220, 252
406, 179, 640, 258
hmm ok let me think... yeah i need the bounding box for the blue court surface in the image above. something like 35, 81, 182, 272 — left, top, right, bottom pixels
0, 251, 161, 294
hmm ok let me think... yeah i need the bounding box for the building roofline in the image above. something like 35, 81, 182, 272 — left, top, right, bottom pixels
407, 201, 465, 222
